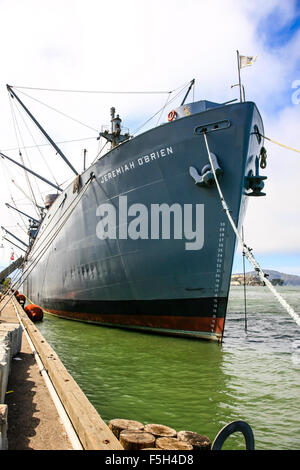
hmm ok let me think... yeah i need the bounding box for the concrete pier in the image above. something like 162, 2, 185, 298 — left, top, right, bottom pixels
0, 294, 123, 450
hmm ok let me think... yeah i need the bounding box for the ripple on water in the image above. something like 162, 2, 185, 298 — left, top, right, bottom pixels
37, 286, 300, 450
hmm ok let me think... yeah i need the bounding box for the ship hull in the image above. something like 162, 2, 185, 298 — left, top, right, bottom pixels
39, 297, 226, 340
23, 101, 264, 341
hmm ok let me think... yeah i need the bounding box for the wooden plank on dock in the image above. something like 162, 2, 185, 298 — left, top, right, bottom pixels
12, 299, 123, 450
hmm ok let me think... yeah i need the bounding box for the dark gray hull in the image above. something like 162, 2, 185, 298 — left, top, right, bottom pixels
23, 101, 264, 341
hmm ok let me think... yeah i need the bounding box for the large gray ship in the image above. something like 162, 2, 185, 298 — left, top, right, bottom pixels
7, 87, 266, 341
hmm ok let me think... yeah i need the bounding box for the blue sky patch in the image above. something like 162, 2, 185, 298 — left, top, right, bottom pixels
233, 251, 300, 276
257, 5, 300, 49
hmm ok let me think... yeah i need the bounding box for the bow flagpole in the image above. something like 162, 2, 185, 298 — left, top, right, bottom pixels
236, 51, 257, 102
236, 50, 243, 102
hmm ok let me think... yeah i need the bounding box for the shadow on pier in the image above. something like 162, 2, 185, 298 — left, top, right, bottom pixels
5, 351, 40, 450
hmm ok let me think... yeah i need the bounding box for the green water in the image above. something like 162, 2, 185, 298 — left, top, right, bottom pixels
37, 286, 300, 450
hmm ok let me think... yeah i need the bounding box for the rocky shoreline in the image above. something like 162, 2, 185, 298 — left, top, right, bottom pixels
231, 272, 285, 286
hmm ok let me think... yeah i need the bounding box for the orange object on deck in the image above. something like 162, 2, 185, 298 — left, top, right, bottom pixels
24, 304, 43, 322
16, 294, 26, 305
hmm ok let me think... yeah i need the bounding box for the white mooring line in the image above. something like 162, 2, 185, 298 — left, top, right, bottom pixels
203, 132, 300, 329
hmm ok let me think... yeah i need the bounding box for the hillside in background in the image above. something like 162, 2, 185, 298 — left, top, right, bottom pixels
231, 270, 300, 286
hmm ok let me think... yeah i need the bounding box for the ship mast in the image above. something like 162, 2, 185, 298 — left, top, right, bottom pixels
180, 78, 195, 106
5, 202, 40, 225
2, 236, 27, 253
6, 85, 79, 176
0, 151, 63, 192
98, 107, 130, 149
1, 226, 29, 248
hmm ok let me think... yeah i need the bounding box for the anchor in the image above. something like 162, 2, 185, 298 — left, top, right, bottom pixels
245, 153, 267, 197
189, 152, 223, 188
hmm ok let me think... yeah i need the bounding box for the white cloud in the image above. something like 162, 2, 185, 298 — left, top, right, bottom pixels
0, 0, 299, 269
243, 103, 300, 253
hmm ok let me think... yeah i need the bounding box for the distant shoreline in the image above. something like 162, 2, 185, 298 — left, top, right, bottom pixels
231, 269, 300, 286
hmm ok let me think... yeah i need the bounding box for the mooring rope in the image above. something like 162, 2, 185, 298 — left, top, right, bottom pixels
202, 132, 300, 329
259, 133, 300, 154
242, 226, 248, 333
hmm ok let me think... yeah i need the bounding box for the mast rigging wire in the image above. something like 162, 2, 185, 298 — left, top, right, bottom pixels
12, 86, 175, 94
0, 160, 28, 230
12, 81, 192, 137
13, 97, 45, 197
14, 88, 99, 133
6, 81, 192, 171
203, 132, 300, 330
12, 96, 61, 187
0, 175, 95, 315
8, 94, 42, 216
132, 82, 191, 136
1, 136, 96, 153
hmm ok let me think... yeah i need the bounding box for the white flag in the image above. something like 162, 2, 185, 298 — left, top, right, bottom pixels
239, 55, 257, 68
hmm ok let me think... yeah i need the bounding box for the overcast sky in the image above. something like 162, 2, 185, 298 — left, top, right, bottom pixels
0, 0, 300, 275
